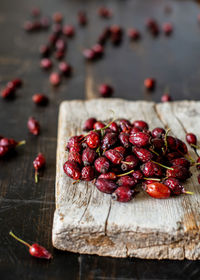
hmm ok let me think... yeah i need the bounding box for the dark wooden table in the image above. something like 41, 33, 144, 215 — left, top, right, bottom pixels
1, 0, 200, 279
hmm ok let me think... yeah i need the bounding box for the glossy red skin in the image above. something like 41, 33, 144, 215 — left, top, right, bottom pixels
49, 72, 61, 86
1, 87, 15, 99
93, 121, 105, 130
99, 84, 113, 98
119, 119, 132, 133
98, 7, 112, 18
121, 154, 139, 171
165, 152, 182, 161
59, 62, 72, 76
94, 157, 110, 173
29, 243, 52, 259
170, 158, 190, 168
7, 78, 22, 89
133, 120, 148, 131
132, 146, 153, 162
141, 161, 163, 177
82, 147, 97, 166
129, 132, 150, 147
83, 118, 97, 131
145, 182, 171, 199
151, 138, 164, 151
69, 145, 82, 153
98, 172, 117, 180
109, 122, 119, 133
27, 117, 40, 135
83, 49, 96, 60
40, 58, 52, 69
166, 165, 191, 181
105, 149, 124, 165
161, 94, 171, 102
163, 23, 173, 35
0, 146, 9, 157
113, 146, 126, 156
78, 11, 87, 26
117, 175, 137, 188
0, 138, 17, 148
151, 127, 165, 138
63, 160, 81, 180
95, 178, 118, 194
176, 139, 188, 155
164, 177, 185, 195
166, 136, 178, 150
86, 131, 100, 149
62, 25, 75, 37
33, 153, 46, 170
32, 94, 48, 106
186, 133, 197, 145
55, 50, 65, 60
102, 132, 118, 150
196, 157, 200, 170
130, 127, 141, 136
144, 78, 155, 90
92, 44, 104, 56
111, 186, 135, 202
132, 170, 143, 180
127, 28, 140, 40
119, 132, 130, 148
81, 166, 95, 181
110, 25, 122, 36
68, 151, 82, 165
66, 135, 83, 150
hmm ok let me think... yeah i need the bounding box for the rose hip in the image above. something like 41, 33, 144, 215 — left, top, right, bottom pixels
127, 28, 141, 40
98, 7, 112, 18
105, 149, 124, 165
33, 153, 46, 183
118, 132, 130, 148
144, 78, 155, 90
186, 133, 197, 146
114, 146, 126, 156
82, 147, 97, 166
95, 178, 118, 194
83, 49, 96, 60
86, 131, 100, 149
1, 87, 15, 99
141, 161, 163, 177
129, 132, 150, 147
133, 120, 149, 131
32, 94, 48, 106
68, 151, 82, 165
151, 127, 165, 138
99, 172, 117, 180
63, 160, 81, 180
59, 62, 72, 76
166, 165, 191, 181
93, 121, 105, 130
49, 72, 61, 86
161, 93, 172, 102
132, 170, 143, 180
9, 231, 52, 260
27, 117, 40, 136
40, 58, 52, 70
62, 25, 75, 37
144, 182, 171, 199
83, 118, 97, 131
170, 157, 190, 168
99, 84, 113, 98
81, 166, 95, 181
119, 119, 132, 133
163, 23, 173, 35
111, 186, 136, 202
117, 175, 137, 188
102, 132, 118, 150
121, 154, 139, 171
164, 177, 185, 195
132, 147, 154, 162
95, 157, 110, 173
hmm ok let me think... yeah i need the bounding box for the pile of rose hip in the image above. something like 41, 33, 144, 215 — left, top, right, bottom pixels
63, 118, 200, 202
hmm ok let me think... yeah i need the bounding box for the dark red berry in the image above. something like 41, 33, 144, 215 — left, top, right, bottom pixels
133, 120, 149, 131
105, 149, 124, 165
92, 44, 104, 57
166, 165, 191, 181
164, 177, 185, 195
63, 160, 81, 180
186, 133, 197, 146
144, 78, 155, 90
166, 136, 178, 150
68, 151, 82, 165
117, 175, 137, 188
129, 132, 150, 147
102, 132, 118, 150
59, 62, 72, 76
82, 147, 97, 166
78, 11, 87, 26
151, 127, 165, 138
98, 172, 117, 180
144, 182, 171, 199
141, 161, 163, 177
27, 117, 40, 136
132, 146, 154, 162
176, 139, 188, 154
132, 170, 143, 180
99, 84, 113, 98
127, 28, 141, 40
66, 135, 83, 150
93, 121, 105, 130
55, 39, 66, 52
121, 154, 139, 171
118, 132, 130, 148
111, 186, 136, 202
130, 127, 141, 135
98, 7, 112, 18
1, 87, 15, 99
62, 25, 75, 37
95, 157, 110, 173
55, 50, 65, 60
161, 93, 172, 102
7, 78, 23, 89
32, 94, 49, 106
86, 131, 100, 149
163, 23, 173, 35
81, 166, 95, 181
95, 178, 117, 194
166, 152, 182, 161
40, 58, 52, 70
49, 72, 61, 86
151, 138, 165, 151
83, 118, 97, 131
39, 45, 50, 57
170, 158, 190, 168
119, 119, 132, 133
33, 153, 45, 170
113, 146, 126, 156
83, 49, 96, 60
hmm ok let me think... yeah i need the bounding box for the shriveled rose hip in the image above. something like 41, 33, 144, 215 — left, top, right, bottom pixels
133, 120, 149, 131
132, 146, 154, 162
68, 151, 82, 165
129, 132, 150, 147
83, 118, 97, 131
95, 178, 118, 194
27, 117, 40, 136
186, 133, 197, 146
81, 166, 95, 181
111, 186, 136, 202
63, 160, 81, 180
164, 177, 185, 195
32, 94, 49, 106
40, 58, 52, 70
117, 175, 137, 188
94, 157, 110, 173
82, 147, 97, 166
86, 131, 100, 149
62, 25, 75, 37
93, 121, 105, 130
105, 149, 124, 165
99, 172, 117, 180
151, 127, 165, 138
33, 153, 46, 183
166, 165, 191, 181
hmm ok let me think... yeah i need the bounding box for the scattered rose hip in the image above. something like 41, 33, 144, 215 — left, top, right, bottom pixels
1, 78, 23, 99
98, 7, 112, 18
0, 137, 25, 157
63, 117, 195, 203
127, 28, 141, 40
161, 93, 172, 102
9, 231, 52, 260
32, 93, 49, 106
33, 153, 46, 183
27, 117, 40, 136
144, 78, 156, 91
99, 84, 114, 98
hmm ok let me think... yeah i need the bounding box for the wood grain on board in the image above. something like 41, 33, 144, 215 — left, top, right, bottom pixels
52, 98, 200, 260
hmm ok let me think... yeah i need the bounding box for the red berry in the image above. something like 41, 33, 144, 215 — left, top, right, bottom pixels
161, 93, 172, 102
102, 132, 118, 150
99, 84, 113, 98
164, 177, 185, 195
98, 7, 112, 18
129, 132, 150, 147
113, 146, 126, 156
109, 122, 119, 132
92, 44, 104, 57
66, 135, 83, 150
78, 11, 87, 26
95, 178, 118, 194
170, 158, 190, 168
130, 127, 141, 135
93, 121, 105, 130
0, 146, 9, 157
1, 87, 15, 99
127, 28, 141, 40
86, 131, 100, 149
186, 133, 197, 146
146, 18, 160, 36
196, 157, 200, 170
81, 166, 95, 181
151, 138, 165, 151
33, 153, 46, 170
55, 39, 66, 52
62, 25, 75, 37
94, 157, 110, 173
166, 165, 191, 181
144, 78, 155, 90
132, 170, 143, 180
166, 152, 182, 161
59, 62, 72, 76
83, 49, 96, 60
117, 175, 137, 188
63, 160, 81, 180
49, 72, 61, 86
144, 182, 171, 199
163, 23, 173, 35
105, 149, 124, 165
68, 151, 82, 165
121, 154, 139, 171
119, 132, 130, 148
7, 78, 23, 89
132, 146, 154, 162
141, 161, 163, 177
151, 127, 165, 138
133, 120, 149, 131
82, 147, 97, 166
98, 172, 117, 180
83, 118, 97, 131
40, 58, 52, 70
119, 119, 132, 133
32, 93, 48, 106
27, 117, 40, 135
111, 186, 136, 202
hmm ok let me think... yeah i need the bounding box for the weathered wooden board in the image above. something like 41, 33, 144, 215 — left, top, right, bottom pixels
52, 99, 200, 260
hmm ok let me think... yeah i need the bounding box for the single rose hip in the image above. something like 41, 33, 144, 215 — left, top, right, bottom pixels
133, 120, 149, 131
1, 87, 15, 99
32, 94, 49, 106
86, 131, 100, 149
98, 7, 112, 18
170, 158, 190, 168
49, 72, 61, 86
151, 127, 165, 138
132, 170, 143, 180
144, 182, 171, 199
33, 153, 46, 183
39, 45, 51, 57
176, 139, 188, 154
62, 25, 75, 37
95, 178, 118, 194
83, 49, 96, 60
82, 147, 97, 166
59, 62, 72, 76
119, 132, 130, 148
166, 165, 191, 181
92, 44, 104, 57
102, 132, 118, 150
0, 146, 9, 157
99, 172, 117, 180
130, 127, 141, 135
105, 149, 124, 165
109, 122, 119, 132
129, 132, 150, 147
117, 175, 137, 188
112, 186, 136, 202
99, 84, 113, 98
166, 152, 182, 161
121, 154, 139, 171
63, 160, 81, 180
132, 146, 154, 162
70, 145, 82, 154
27, 117, 40, 136
144, 78, 155, 90
119, 119, 132, 133
141, 161, 163, 177
113, 146, 126, 156
186, 133, 197, 146
163, 23, 173, 35
94, 157, 110, 173
83, 118, 97, 131
9, 231, 52, 260
7, 78, 23, 89
93, 121, 105, 130
151, 138, 165, 151
78, 11, 87, 26
166, 136, 178, 150
164, 177, 185, 195
66, 135, 83, 150
68, 151, 82, 165
161, 93, 172, 102
81, 166, 95, 181
40, 58, 52, 70
127, 28, 141, 40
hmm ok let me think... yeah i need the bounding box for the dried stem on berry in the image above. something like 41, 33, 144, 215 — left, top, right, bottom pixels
117, 170, 134, 177
151, 160, 174, 170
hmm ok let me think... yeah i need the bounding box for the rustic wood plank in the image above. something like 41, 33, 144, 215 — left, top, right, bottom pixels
52, 99, 200, 260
